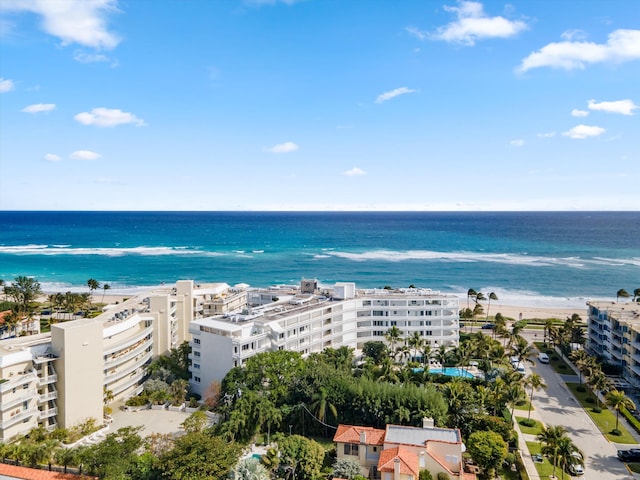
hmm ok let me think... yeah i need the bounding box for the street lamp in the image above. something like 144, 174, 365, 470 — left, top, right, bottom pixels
289, 424, 293, 435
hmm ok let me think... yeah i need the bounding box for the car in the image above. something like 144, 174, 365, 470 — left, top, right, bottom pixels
532, 454, 544, 463
538, 352, 549, 363
617, 449, 640, 462
567, 452, 584, 475
481, 323, 495, 330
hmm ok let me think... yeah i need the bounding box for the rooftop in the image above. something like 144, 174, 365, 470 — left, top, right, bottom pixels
385, 424, 461, 446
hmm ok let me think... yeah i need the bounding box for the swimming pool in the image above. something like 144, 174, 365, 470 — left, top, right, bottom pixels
413, 367, 475, 378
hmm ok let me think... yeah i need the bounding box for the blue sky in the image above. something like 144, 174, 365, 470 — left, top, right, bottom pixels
1, 0, 639, 211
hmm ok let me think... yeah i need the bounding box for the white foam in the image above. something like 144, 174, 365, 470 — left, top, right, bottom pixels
0, 244, 224, 257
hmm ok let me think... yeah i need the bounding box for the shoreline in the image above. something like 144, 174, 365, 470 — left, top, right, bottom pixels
35, 292, 589, 322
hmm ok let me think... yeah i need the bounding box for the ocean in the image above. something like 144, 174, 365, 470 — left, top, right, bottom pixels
0, 211, 638, 308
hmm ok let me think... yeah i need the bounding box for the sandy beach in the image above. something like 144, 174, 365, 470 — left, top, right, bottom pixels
37, 292, 586, 322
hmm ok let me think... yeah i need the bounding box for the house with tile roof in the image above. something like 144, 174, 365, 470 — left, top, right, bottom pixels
333, 418, 474, 480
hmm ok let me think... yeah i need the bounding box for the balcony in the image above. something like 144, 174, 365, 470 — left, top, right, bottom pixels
37, 374, 58, 387
2, 409, 36, 428
38, 407, 58, 420
105, 341, 152, 368
0, 372, 38, 393
38, 390, 58, 403
104, 350, 152, 383
103, 326, 154, 356
0, 390, 35, 410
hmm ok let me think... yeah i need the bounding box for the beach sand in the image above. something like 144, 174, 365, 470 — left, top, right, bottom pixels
38, 292, 585, 322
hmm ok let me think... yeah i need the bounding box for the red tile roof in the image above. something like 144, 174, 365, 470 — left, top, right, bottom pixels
333, 424, 385, 445
377, 446, 420, 477
0, 464, 96, 480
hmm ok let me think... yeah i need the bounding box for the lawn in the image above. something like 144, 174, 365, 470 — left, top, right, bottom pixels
513, 400, 533, 412
533, 343, 575, 375
566, 382, 636, 444
526, 441, 556, 479
516, 416, 544, 435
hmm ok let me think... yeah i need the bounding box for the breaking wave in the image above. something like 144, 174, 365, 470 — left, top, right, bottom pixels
0, 244, 224, 257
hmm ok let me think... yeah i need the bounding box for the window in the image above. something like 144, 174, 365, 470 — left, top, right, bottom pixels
242, 344, 250, 351
193, 363, 200, 369
194, 338, 201, 344
23, 384, 28, 389
425, 330, 432, 336
344, 444, 359, 455
194, 376, 201, 383
193, 351, 201, 357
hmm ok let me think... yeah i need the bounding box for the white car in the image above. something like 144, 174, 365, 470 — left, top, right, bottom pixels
538, 352, 549, 363
567, 452, 585, 475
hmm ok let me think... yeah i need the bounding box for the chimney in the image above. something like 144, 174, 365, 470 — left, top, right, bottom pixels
360, 431, 367, 445
359, 431, 366, 464
419, 451, 426, 468
394, 457, 401, 480
422, 417, 434, 429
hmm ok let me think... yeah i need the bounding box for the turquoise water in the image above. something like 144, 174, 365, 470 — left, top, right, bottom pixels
0, 211, 638, 303
412, 367, 475, 378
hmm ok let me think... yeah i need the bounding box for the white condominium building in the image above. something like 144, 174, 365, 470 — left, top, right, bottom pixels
0, 279, 459, 442
587, 301, 640, 385
189, 281, 460, 397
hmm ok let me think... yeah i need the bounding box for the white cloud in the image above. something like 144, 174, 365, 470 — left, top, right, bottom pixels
264, 142, 299, 153
0, 77, 15, 93
537, 132, 556, 138
22, 103, 56, 113
375, 87, 416, 103
562, 125, 606, 139
0, 0, 120, 49
74, 107, 145, 127
73, 51, 111, 63
70, 150, 101, 160
561, 29, 587, 42
406, 26, 427, 41
432, 1, 527, 46
588, 99, 638, 116
43, 153, 61, 162
509, 139, 525, 147
343, 167, 366, 176
571, 109, 589, 117
518, 29, 640, 72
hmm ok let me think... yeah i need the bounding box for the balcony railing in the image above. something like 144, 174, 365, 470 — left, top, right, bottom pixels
0, 390, 36, 410
37, 374, 58, 387
38, 407, 58, 420
2, 408, 36, 427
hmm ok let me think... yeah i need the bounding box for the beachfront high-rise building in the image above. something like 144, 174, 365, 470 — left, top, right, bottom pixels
587, 301, 640, 386
188, 281, 460, 397
0, 279, 459, 442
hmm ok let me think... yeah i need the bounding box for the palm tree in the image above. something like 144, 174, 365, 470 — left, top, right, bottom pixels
385, 326, 402, 357
588, 370, 611, 409
569, 349, 589, 384
606, 389, 636, 431
617, 289, 630, 302
229, 457, 270, 480
505, 383, 526, 421
87, 278, 100, 305
485, 292, 498, 322
538, 425, 567, 479
555, 436, 583, 480
408, 331, 424, 364
525, 373, 547, 420
310, 387, 337, 435
543, 319, 555, 346
466, 288, 477, 310
101, 283, 111, 303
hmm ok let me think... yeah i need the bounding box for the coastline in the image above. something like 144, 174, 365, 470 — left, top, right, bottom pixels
36, 292, 587, 322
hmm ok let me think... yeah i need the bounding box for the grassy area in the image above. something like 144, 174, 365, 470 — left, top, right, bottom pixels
516, 416, 544, 435
533, 343, 575, 375
526, 441, 556, 479
628, 463, 640, 474
566, 382, 637, 444
513, 400, 533, 412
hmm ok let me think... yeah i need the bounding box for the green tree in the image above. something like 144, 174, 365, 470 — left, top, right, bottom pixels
101, 283, 112, 303
182, 410, 209, 434
588, 370, 611, 409
82, 427, 144, 479
408, 331, 425, 364
276, 434, 324, 480
4, 276, 42, 319
606, 389, 636, 431
538, 425, 567, 479
466, 430, 508, 480
362, 341, 387, 364
332, 457, 364, 479
87, 278, 100, 304
228, 457, 270, 480
524, 373, 547, 420
385, 326, 402, 356
485, 292, 498, 322
555, 436, 583, 480
159, 432, 241, 479
617, 289, 630, 301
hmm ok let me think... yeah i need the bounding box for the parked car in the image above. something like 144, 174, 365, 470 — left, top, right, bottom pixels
567, 452, 584, 475
481, 323, 495, 330
538, 352, 549, 363
617, 449, 640, 462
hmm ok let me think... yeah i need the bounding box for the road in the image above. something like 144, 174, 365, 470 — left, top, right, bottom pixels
518, 329, 637, 480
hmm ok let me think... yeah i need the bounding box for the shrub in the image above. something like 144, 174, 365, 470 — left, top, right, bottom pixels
419, 471, 433, 480
611, 428, 622, 436
592, 406, 602, 413
558, 365, 566, 370
576, 386, 586, 393
519, 418, 536, 428
437, 473, 450, 480
125, 394, 150, 406
585, 397, 595, 404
